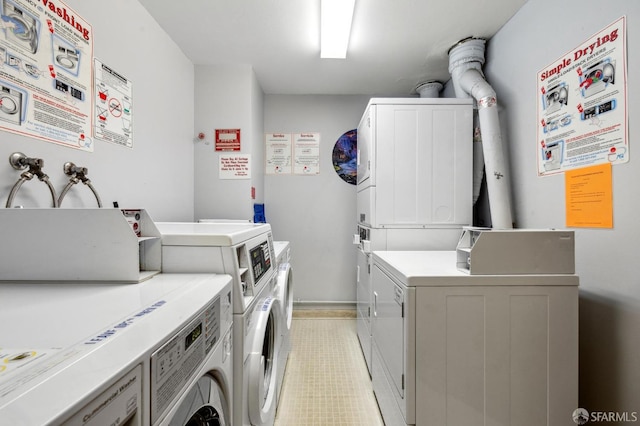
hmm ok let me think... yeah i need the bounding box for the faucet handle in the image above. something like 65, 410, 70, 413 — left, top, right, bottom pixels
9, 152, 28, 170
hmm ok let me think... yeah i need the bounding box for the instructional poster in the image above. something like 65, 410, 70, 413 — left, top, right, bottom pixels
294, 132, 320, 175
265, 132, 292, 174
94, 59, 133, 148
537, 17, 627, 176
0, 0, 94, 151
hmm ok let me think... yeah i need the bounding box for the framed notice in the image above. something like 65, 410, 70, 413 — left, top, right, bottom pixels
216, 129, 241, 151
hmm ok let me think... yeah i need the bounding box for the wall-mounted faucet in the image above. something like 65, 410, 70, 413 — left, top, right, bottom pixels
57, 162, 103, 207
6, 152, 59, 208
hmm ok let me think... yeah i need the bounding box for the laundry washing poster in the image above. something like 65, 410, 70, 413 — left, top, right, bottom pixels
0, 0, 93, 151
536, 16, 627, 176
94, 59, 133, 148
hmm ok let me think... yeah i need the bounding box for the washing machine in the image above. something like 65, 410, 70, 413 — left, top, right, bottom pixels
272, 241, 293, 403
0, 83, 23, 125
157, 222, 282, 426
0, 273, 233, 426
2, 0, 39, 54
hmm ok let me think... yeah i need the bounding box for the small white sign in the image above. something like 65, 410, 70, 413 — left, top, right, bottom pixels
219, 155, 251, 179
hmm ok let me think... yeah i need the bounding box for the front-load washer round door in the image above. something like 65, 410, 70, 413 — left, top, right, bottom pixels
169, 374, 230, 426
278, 263, 294, 332
248, 296, 281, 425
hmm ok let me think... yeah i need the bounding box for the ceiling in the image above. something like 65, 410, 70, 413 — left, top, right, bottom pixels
138, 0, 527, 96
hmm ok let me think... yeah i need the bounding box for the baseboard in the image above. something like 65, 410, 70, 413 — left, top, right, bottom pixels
293, 300, 356, 311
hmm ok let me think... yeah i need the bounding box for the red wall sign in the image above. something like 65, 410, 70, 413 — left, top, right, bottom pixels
215, 129, 241, 151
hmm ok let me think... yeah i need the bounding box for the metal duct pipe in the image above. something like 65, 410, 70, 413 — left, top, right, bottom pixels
448, 38, 513, 229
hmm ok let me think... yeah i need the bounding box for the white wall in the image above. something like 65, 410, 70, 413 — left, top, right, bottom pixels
264, 95, 370, 305
485, 0, 639, 412
0, 0, 195, 221
194, 64, 264, 221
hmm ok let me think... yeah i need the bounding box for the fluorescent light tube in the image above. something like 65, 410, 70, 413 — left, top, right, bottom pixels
320, 0, 356, 59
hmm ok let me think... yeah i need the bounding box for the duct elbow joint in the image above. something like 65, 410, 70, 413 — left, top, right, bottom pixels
459, 68, 496, 106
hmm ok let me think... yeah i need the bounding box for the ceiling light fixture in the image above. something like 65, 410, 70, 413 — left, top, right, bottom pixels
320, 0, 356, 59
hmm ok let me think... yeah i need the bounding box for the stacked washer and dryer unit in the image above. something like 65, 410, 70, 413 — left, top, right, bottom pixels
355, 97, 474, 376
157, 222, 290, 426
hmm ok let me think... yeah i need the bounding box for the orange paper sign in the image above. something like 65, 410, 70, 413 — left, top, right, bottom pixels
565, 163, 613, 228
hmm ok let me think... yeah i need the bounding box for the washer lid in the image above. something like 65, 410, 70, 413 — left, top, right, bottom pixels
156, 222, 271, 246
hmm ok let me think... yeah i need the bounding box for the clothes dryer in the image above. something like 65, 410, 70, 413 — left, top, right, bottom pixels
157, 222, 281, 426
370, 250, 578, 426
272, 241, 293, 403
0, 273, 233, 426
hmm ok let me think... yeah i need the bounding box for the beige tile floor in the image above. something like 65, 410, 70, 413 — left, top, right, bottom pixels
274, 311, 384, 426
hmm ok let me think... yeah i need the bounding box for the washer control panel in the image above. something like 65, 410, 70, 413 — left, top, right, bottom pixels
150, 290, 229, 425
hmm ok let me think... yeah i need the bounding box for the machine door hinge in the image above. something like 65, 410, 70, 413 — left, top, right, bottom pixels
367, 306, 370, 318
401, 302, 405, 318
402, 374, 405, 390
367, 263, 371, 274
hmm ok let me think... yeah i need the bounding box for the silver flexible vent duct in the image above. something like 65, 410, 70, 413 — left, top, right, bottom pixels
448, 38, 513, 229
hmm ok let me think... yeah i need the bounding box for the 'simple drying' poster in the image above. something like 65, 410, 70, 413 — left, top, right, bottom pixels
537, 17, 627, 176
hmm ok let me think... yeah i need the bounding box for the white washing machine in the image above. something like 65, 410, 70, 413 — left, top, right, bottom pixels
0, 273, 233, 426
157, 222, 282, 426
272, 241, 293, 404
2, 0, 39, 54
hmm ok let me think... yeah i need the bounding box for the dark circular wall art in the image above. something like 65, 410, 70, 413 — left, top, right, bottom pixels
332, 129, 357, 185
